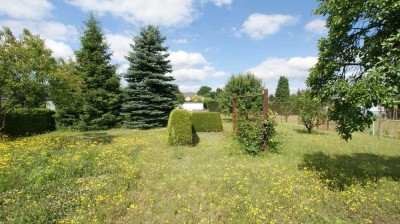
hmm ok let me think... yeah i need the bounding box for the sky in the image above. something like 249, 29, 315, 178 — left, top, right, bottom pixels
0, 0, 327, 94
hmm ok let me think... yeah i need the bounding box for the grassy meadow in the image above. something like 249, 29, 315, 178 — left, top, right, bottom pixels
0, 120, 399, 223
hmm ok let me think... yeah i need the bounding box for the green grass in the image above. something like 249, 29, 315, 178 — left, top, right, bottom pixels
0, 121, 399, 223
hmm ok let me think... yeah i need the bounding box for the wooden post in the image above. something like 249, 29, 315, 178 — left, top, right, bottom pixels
232, 96, 237, 133
263, 89, 268, 120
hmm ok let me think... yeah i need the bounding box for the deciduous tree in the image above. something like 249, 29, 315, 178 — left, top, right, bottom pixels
307, 0, 400, 140
218, 72, 264, 116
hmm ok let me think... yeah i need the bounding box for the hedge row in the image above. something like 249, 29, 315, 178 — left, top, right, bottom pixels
167, 110, 223, 146
192, 112, 223, 132
167, 109, 193, 146
2, 108, 56, 136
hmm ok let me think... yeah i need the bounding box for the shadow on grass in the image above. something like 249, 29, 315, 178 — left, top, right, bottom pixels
80, 132, 118, 144
192, 127, 200, 146
222, 118, 232, 123
299, 152, 400, 191
294, 128, 328, 135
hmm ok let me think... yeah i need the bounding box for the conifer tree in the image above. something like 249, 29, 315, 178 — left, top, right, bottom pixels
122, 25, 178, 129
75, 14, 122, 130
275, 76, 290, 101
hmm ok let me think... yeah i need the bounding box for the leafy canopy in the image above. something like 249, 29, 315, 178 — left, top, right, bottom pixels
218, 72, 264, 116
307, 0, 400, 140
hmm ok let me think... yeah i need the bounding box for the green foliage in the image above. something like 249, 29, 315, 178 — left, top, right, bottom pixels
52, 60, 84, 129
275, 76, 290, 101
167, 109, 193, 146
122, 25, 178, 129
236, 111, 277, 155
75, 14, 122, 131
204, 99, 220, 112
298, 90, 327, 133
307, 0, 400, 140
218, 72, 264, 115
197, 86, 212, 97
176, 92, 186, 105
0, 27, 57, 108
192, 112, 223, 132
2, 108, 55, 136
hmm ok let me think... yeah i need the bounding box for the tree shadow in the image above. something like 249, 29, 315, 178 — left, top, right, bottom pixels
222, 118, 232, 123
80, 132, 117, 144
299, 152, 400, 191
294, 128, 328, 135
192, 127, 200, 146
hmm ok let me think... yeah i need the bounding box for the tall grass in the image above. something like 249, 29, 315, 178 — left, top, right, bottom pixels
0, 121, 399, 223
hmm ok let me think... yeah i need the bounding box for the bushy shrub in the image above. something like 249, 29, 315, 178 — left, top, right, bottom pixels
2, 108, 56, 136
204, 100, 220, 112
167, 109, 193, 146
236, 110, 277, 154
192, 112, 223, 132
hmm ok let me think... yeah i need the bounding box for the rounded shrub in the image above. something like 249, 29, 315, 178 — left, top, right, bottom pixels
192, 112, 223, 132
3, 108, 56, 136
167, 109, 193, 146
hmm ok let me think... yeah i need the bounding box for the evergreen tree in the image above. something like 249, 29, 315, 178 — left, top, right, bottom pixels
75, 14, 122, 130
122, 25, 178, 129
275, 76, 290, 102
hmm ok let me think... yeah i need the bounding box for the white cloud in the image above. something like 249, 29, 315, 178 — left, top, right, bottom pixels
239, 13, 298, 40
0, 20, 78, 42
209, 0, 233, 7
168, 50, 226, 81
0, 0, 53, 20
172, 38, 189, 44
178, 85, 201, 93
169, 50, 207, 70
66, 0, 196, 27
305, 19, 327, 35
248, 57, 318, 81
117, 63, 129, 75
45, 39, 75, 60
106, 33, 133, 62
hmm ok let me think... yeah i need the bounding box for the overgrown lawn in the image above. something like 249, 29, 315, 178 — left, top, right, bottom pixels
0, 122, 399, 223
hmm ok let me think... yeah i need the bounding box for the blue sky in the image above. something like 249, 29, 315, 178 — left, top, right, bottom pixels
0, 0, 327, 94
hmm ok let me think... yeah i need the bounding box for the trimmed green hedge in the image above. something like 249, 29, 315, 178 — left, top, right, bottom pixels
2, 108, 56, 136
167, 109, 193, 146
192, 112, 223, 132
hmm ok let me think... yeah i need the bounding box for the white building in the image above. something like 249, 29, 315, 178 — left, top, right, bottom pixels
180, 102, 206, 112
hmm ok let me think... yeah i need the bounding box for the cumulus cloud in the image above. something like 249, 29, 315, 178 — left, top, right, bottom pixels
0, 0, 53, 20
305, 19, 327, 35
65, 0, 196, 27
106, 33, 133, 63
168, 50, 226, 81
45, 39, 75, 60
0, 20, 78, 42
239, 13, 298, 40
248, 57, 318, 81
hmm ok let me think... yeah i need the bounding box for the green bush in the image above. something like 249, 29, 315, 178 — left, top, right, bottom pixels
167, 109, 193, 146
2, 108, 56, 136
192, 112, 223, 132
204, 100, 220, 112
236, 111, 277, 155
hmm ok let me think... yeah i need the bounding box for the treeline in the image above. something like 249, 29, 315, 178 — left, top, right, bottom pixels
0, 14, 179, 133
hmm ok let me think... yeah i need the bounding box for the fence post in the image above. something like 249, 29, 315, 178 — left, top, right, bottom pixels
263, 89, 268, 120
